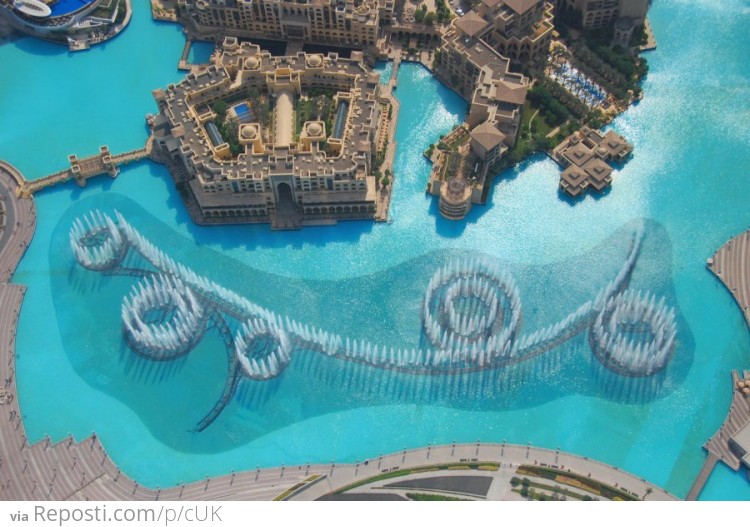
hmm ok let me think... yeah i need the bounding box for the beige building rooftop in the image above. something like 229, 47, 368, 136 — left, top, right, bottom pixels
553, 125, 633, 198
503, 0, 540, 15
495, 78, 528, 105
470, 121, 506, 151
455, 11, 490, 38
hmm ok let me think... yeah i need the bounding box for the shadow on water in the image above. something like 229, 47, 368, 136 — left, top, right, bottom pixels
118, 340, 191, 385
138, 160, 377, 251
11, 35, 69, 56
192, 212, 375, 253
430, 199, 468, 239
555, 187, 616, 207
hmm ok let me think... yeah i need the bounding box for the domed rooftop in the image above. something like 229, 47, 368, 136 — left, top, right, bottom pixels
447, 176, 468, 199
440, 176, 471, 208
244, 56, 260, 69
241, 126, 257, 140
306, 54, 323, 68
596, 146, 608, 157
307, 122, 323, 136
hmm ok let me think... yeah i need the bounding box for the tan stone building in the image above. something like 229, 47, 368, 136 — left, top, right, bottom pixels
555, 0, 649, 30
177, 0, 393, 49
151, 38, 388, 228
435, 19, 529, 151
552, 125, 633, 197
429, 17, 531, 220
476, 0, 554, 65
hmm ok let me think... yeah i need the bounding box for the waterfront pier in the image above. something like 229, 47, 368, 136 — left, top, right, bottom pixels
686, 370, 750, 500
178, 38, 193, 71
389, 55, 400, 89
690, 230, 750, 499
686, 453, 719, 501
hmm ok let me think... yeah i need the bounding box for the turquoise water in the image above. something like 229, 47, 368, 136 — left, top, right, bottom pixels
188, 41, 215, 65
2, 0, 750, 498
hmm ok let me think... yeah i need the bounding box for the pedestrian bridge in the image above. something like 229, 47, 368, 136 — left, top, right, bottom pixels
15, 141, 151, 198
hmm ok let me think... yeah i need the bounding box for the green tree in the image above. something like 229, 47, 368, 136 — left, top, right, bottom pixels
211, 101, 228, 120
414, 6, 426, 23
534, 135, 553, 151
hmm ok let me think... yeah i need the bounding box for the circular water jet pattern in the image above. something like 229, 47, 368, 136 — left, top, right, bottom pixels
422, 258, 522, 367
235, 318, 291, 380
590, 290, 677, 377
122, 274, 206, 361
69, 210, 126, 271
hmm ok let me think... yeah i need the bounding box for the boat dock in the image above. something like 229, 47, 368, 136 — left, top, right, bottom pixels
178, 38, 193, 71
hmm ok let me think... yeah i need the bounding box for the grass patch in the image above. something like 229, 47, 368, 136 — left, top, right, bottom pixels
273, 475, 323, 501
406, 493, 468, 501
516, 465, 639, 501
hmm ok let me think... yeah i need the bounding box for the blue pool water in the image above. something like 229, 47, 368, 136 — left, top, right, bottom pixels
2, 0, 750, 498
233, 103, 253, 123
50, 0, 96, 17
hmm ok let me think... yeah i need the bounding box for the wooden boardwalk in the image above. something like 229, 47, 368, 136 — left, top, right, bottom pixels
0, 161, 36, 283
688, 229, 750, 499
686, 453, 719, 501
686, 370, 750, 500
178, 38, 193, 71
389, 56, 400, 88
703, 371, 750, 471
708, 229, 750, 327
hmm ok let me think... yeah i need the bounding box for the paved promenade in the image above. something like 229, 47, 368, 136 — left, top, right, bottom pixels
685, 370, 750, 500
708, 228, 750, 328
289, 442, 677, 501
0, 161, 35, 283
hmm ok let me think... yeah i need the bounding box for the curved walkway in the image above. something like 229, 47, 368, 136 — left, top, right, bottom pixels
0, 161, 35, 283
69, 0, 134, 51
0, 159, 675, 501
288, 443, 677, 501
708, 229, 750, 328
